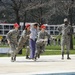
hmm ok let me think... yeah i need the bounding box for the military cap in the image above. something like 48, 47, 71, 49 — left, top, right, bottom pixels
41, 24, 46, 29
14, 23, 19, 28
26, 24, 30, 28
64, 18, 68, 22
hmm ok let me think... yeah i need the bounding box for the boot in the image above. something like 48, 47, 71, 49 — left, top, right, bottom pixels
14, 55, 16, 61
34, 54, 37, 61
11, 57, 14, 62
37, 52, 40, 58
61, 52, 64, 60
26, 55, 29, 59
38, 54, 40, 58
67, 52, 71, 59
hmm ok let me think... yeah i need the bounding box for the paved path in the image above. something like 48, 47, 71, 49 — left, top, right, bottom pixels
0, 55, 75, 75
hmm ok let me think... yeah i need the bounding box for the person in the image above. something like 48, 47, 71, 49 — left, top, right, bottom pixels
58, 38, 61, 46
13, 24, 31, 59
6, 23, 20, 62
35, 25, 50, 60
53, 38, 57, 46
58, 18, 72, 60
47, 38, 50, 45
29, 23, 38, 59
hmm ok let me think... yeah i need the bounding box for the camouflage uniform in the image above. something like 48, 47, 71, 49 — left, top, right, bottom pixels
6, 29, 19, 61
14, 30, 31, 57
58, 23, 71, 59
35, 31, 50, 59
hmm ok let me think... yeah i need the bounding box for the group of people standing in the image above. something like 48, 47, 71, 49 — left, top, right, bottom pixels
6, 23, 49, 62
6, 18, 72, 62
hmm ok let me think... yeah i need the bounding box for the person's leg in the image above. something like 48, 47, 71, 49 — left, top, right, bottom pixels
66, 42, 71, 59
29, 39, 36, 59
38, 46, 42, 58
61, 39, 65, 59
10, 43, 16, 62
42, 44, 45, 52
35, 44, 40, 59
13, 40, 25, 57
33, 40, 36, 58
15, 44, 23, 55
26, 46, 30, 59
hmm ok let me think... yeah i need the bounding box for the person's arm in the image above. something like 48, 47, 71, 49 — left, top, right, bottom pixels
7, 39, 10, 44
6, 30, 13, 44
67, 25, 73, 35
21, 30, 26, 38
58, 25, 62, 35
45, 31, 50, 38
36, 32, 42, 42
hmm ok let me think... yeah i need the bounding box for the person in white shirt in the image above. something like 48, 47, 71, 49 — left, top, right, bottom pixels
29, 23, 38, 59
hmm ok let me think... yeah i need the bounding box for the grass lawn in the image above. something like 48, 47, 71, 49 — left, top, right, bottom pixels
0, 45, 75, 57
0, 35, 75, 57
19, 45, 75, 56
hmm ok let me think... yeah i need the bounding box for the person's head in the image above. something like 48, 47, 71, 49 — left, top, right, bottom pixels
41, 24, 46, 31
14, 23, 19, 30
33, 23, 38, 29
25, 24, 30, 31
64, 18, 69, 25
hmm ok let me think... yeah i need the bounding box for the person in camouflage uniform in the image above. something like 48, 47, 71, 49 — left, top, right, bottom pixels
58, 18, 72, 60
6, 23, 20, 62
13, 24, 31, 59
35, 25, 50, 60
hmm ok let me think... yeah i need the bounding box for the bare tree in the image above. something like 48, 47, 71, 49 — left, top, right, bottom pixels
9, 0, 22, 24
0, 0, 22, 24
1, 0, 75, 25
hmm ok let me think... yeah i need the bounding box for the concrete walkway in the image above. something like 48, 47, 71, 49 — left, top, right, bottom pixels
0, 55, 75, 75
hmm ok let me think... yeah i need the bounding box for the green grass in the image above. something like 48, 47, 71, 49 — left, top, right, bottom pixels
0, 35, 75, 57
46, 45, 61, 50
0, 44, 9, 47
0, 54, 10, 57
0, 45, 75, 57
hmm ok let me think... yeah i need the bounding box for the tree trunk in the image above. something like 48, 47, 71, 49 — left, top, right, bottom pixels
68, 6, 73, 49
15, 10, 20, 24
23, 11, 27, 30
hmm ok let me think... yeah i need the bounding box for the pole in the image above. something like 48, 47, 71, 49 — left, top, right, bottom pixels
40, 0, 43, 25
